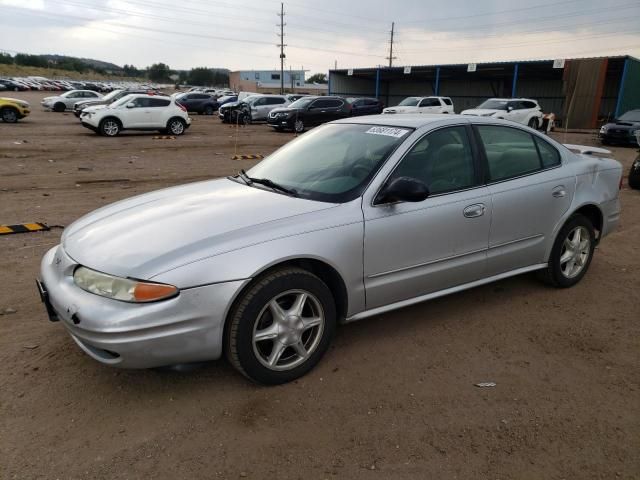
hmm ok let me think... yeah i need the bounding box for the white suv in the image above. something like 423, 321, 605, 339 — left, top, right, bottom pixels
383, 96, 454, 114
80, 94, 191, 136
461, 98, 543, 129
244, 94, 291, 122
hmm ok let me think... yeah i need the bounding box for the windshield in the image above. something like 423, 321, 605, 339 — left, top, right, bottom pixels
478, 99, 509, 110
246, 123, 411, 202
289, 97, 315, 109
102, 89, 123, 102
618, 110, 640, 122
110, 94, 136, 108
398, 97, 420, 106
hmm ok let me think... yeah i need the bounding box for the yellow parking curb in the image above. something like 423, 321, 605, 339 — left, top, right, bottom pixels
0, 223, 50, 235
232, 154, 264, 160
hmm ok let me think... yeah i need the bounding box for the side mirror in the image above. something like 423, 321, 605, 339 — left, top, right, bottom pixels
126, 102, 135, 108
377, 177, 429, 204
507, 105, 514, 112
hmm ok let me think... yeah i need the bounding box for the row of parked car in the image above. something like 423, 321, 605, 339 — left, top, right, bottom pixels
0, 76, 162, 93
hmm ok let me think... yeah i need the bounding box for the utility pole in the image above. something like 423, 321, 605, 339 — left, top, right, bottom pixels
277, 3, 286, 94
386, 21, 397, 68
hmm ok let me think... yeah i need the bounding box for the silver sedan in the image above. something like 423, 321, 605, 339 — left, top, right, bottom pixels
39, 115, 623, 384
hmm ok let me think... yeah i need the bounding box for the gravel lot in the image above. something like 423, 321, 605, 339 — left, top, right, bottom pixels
1, 91, 639, 479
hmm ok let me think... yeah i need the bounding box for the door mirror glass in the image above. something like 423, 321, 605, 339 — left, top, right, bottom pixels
378, 177, 429, 204
126, 102, 135, 108
507, 105, 514, 111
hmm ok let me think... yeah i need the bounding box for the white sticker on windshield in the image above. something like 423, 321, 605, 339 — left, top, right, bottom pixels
365, 126, 410, 138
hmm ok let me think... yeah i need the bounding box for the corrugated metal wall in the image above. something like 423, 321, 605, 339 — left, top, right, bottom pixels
617, 57, 640, 117
330, 73, 375, 96
562, 58, 607, 129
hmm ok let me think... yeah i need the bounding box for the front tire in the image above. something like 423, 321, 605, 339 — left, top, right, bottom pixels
528, 117, 538, 129
294, 119, 305, 133
538, 214, 596, 288
1, 107, 19, 123
629, 158, 640, 190
99, 118, 121, 137
225, 268, 336, 385
167, 117, 186, 135
53, 102, 66, 113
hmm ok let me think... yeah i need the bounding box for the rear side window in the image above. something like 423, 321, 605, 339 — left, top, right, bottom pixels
534, 136, 561, 168
522, 101, 537, 109
266, 97, 286, 105
365, 99, 379, 106
442, 98, 453, 105
312, 99, 342, 108
477, 125, 542, 181
149, 98, 170, 107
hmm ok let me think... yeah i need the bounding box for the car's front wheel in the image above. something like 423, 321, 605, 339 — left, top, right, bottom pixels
99, 118, 121, 136
53, 102, 66, 112
538, 214, 596, 288
226, 267, 336, 385
167, 117, 186, 135
528, 117, 538, 129
629, 157, 640, 190
294, 119, 305, 133
1, 107, 19, 123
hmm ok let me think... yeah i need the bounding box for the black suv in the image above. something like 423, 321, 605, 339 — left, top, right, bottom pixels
175, 92, 218, 115
267, 96, 351, 132
73, 89, 163, 117
346, 97, 384, 116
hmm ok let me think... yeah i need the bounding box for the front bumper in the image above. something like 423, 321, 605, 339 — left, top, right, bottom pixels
267, 116, 292, 128
599, 131, 638, 144
39, 245, 246, 368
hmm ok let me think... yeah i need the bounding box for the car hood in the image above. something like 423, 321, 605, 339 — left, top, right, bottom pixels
82, 104, 109, 113
42, 96, 61, 102
461, 109, 501, 116
220, 101, 241, 110
2, 97, 29, 106
602, 120, 640, 129
62, 178, 338, 279
269, 107, 299, 115
76, 99, 106, 108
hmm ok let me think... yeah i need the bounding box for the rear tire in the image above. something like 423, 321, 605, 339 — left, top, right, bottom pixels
167, 117, 186, 135
538, 214, 595, 288
528, 117, 538, 129
629, 159, 640, 190
225, 267, 336, 385
1, 107, 19, 123
53, 102, 66, 113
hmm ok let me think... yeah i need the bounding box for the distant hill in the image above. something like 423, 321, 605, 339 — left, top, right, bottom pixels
40, 54, 123, 73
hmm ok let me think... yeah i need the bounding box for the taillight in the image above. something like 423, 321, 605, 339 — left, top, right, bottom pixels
177, 103, 187, 112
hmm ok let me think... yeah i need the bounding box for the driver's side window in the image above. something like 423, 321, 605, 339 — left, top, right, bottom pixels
389, 126, 476, 195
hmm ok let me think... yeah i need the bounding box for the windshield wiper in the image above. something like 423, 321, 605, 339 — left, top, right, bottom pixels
236, 170, 297, 196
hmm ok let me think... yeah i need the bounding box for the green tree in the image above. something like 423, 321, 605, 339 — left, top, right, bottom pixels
188, 67, 215, 86
307, 72, 327, 84
0, 52, 13, 65
123, 64, 140, 77
147, 62, 172, 82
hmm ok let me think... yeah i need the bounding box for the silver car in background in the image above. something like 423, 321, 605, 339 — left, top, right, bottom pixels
38, 115, 622, 384
41, 89, 102, 112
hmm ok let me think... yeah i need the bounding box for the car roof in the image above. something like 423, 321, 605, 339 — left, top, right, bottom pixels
486, 97, 538, 102
333, 113, 543, 129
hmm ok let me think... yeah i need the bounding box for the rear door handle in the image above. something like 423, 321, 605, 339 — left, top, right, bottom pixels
463, 203, 486, 218
552, 186, 566, 198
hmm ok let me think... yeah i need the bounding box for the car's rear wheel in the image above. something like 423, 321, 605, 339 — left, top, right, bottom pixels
294, 119, 305, 133
225, 267, 336, 385
538, 214, 595, 288
99, 118, 121, 137
1, 107, 19, 123
528, 117, 538, 129
167, 118, 186, 135
53, 102, 66, 113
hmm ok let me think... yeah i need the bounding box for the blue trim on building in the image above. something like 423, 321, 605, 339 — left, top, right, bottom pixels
614, 58, 629, 117
435, 67, 440, 96
511, 63, 519, 98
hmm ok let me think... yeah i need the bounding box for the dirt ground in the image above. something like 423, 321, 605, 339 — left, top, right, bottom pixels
1, 91, 639, 480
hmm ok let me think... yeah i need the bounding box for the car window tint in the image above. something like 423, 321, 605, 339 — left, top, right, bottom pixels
442, 98, 453, 105
266, 97, 286, 105
534, 136, 561, 168
391, 126, 476, 194
477, 125, 542, 181
149, 98, 170, 107
131, 97, 151, 107
419, 98, 439, 107
522, 101, 537, 109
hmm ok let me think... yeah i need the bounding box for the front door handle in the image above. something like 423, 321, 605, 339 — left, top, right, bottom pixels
463, 203, 486, 218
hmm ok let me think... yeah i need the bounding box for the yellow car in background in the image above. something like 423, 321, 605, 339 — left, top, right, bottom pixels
0, 97, 30, 123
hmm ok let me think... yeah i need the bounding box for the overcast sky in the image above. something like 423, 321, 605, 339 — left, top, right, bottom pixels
1, 0, 639, 76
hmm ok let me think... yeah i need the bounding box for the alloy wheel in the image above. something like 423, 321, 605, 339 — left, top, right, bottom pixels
252, 290, 325, 371
103, 120, 119, 136
169, 120, 184, 135
1, 109, 18, 123
559, 226, 591, 278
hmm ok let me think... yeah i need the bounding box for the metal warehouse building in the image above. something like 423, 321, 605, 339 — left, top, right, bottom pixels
328, 55, 640, 129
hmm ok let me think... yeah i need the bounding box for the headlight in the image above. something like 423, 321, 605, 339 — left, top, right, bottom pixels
600, 126, 607, 132
73, 266, 178, 303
